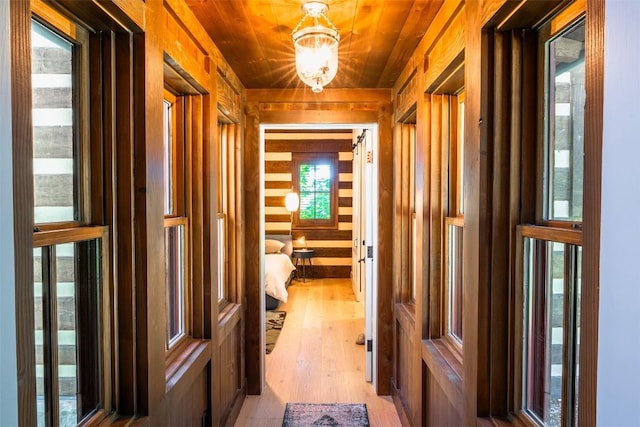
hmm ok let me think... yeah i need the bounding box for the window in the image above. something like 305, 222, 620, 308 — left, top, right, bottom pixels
520, 229, 581, 426
31, 18, 110, 426
444, 92, 465, 345
519, 17, 585, 427
543, 22, 585, 223
292, 153, 338, 228
34, 231, 108, 426
163, 92, 189, 348
31, 20, 78, 226
217, 123, 230, 304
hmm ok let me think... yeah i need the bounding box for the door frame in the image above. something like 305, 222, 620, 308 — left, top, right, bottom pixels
259, 122, 379, 389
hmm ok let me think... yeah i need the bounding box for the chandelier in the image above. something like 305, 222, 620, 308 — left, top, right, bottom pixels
291, 1, 340, 93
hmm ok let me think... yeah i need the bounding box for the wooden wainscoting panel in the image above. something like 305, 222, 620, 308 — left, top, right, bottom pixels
424, 366, 463, 426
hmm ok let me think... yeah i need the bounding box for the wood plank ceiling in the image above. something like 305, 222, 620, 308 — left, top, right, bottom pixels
184, 0, 444, 89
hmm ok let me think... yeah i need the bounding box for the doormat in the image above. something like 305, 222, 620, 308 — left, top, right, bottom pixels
282, 403, 370, 426
266, 310, 286, 354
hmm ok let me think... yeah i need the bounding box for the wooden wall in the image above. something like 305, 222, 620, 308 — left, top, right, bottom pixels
11, 0, 246, 425
389, 0, 598, 426
264, 129, 353, 278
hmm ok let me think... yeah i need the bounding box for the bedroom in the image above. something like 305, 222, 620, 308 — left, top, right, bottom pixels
263, 125, 376, 381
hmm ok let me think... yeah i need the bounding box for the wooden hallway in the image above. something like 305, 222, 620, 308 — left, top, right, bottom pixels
234, 278, 401, 427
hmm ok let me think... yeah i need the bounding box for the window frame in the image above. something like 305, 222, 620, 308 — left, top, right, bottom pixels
536, 17, 586, 229
514, 9, 586, 427
442, 91, 465, 355
33, 226, 112, 426
29, 8, 113, 425
162, 89, 192, 357
292, 152, 339, 230
31, 16, 90, 231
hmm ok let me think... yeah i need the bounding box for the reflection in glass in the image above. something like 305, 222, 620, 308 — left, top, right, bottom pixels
31, 20, 77, 224
166, 225, 186, 345
447, 224, 463, 342
163, 99, 173, 215
545, 21, 585, 222
34, 239, 102, 425
34, 248, 46, 427
299, 163, 332, 220
523, 237, 582, 426
56, 243, 77, 426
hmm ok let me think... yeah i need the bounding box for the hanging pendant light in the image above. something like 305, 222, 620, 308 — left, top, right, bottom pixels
291, 1, 340, 93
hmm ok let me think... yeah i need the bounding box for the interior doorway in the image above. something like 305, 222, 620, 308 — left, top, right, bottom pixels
259, 123, 379, 388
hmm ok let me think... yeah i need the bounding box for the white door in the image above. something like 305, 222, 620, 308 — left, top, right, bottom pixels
361, 128, 377, 384
351, 130, 365, 303
351, 127, 377, 384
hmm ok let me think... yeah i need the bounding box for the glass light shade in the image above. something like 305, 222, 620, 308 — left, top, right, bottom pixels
292, 2, 340, 93
285, 192, 300, 212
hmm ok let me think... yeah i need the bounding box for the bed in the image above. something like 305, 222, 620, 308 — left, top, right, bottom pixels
265, 235, 297, 310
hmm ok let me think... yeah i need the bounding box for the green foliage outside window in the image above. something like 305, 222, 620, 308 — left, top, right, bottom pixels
299, 163, 331, 220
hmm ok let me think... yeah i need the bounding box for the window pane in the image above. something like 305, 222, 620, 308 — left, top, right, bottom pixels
56, 243, 77, 426
458, 98, 465, 215
31, 21, 77, 224
573, 246, 582, 426
523, 239, 567, 426
448, 224, 463, 342
34, 239, 102, 425
33, 248, 46, 427
299, 164, 314, 192
165, 225, 185, 345
314, 164, 331, 191
299, 163, 332, 221
299, 193, 316, 219
545, 21, 585, 221
314, 193, 330, 219
218, 216, 226, 302
163, 99, 173, 215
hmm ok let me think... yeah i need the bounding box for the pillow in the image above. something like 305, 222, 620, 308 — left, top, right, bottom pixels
265, 239, 285, 254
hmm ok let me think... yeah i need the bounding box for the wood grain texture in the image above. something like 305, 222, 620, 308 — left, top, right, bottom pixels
113, 31, 138, 416
10, 0, 36, 424
376, 100, 395, 396
184, 0, 443, 90
243, 100, 263, 396
234, 279, 401, 427
132, 0, 166, 414
462, 1, 483, 423
579, 0, 603, 424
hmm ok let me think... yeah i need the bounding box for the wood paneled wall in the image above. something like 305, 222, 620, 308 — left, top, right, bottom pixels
12, 0, 246, 424
265, 129, 353, 278
390, 0, 597, 426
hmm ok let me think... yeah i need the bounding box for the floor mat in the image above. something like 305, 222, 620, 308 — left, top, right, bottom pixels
282, 403, 370, 426
266, 310, 286, 354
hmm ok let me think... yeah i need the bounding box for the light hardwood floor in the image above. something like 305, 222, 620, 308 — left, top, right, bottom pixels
234, 278, 402, 427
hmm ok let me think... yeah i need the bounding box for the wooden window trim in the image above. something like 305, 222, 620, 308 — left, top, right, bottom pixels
508, 8, 587, 420
163, 89, 192, 360
292, 152, 339, 230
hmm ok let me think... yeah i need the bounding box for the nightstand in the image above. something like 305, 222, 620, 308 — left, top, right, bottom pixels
292, 248, 314, 282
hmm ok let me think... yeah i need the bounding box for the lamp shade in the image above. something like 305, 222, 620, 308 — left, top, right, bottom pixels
285, 191, 300, 212
292, 2, 340, 93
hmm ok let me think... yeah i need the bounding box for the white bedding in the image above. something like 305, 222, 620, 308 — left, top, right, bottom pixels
265, 252, 296, 303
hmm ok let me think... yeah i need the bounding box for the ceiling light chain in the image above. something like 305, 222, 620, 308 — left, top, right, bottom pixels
292, 1, 340, 93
